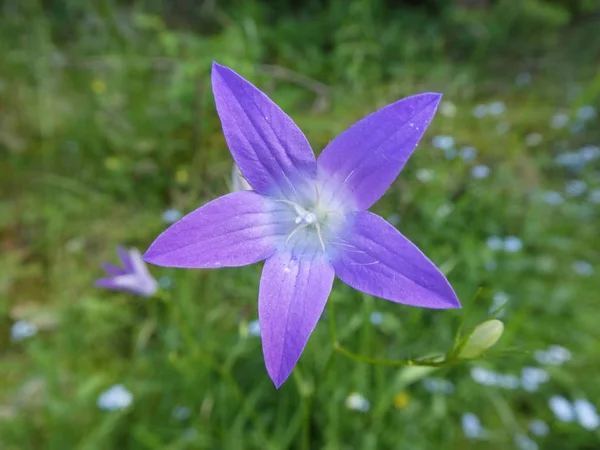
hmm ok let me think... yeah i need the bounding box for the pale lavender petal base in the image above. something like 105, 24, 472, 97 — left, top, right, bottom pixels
144, 191, 283, 268
331, 212, 460, 309
317, 93, 442, 211
259, 250, 335, 388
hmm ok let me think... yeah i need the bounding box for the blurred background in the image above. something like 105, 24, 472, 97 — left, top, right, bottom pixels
1, 0, 600, 448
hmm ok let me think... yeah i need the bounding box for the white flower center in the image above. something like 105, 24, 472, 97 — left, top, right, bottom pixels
276, 184, 345, 253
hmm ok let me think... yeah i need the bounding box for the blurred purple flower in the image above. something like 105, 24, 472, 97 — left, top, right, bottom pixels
143, 63, 460, 387
96, 247, 158, 297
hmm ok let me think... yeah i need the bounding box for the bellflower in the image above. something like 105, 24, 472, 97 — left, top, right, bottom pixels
144, 63, 460, 387
96, 247, 158, 297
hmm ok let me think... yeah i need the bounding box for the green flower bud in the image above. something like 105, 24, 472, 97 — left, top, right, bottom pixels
459, 319, 504, 359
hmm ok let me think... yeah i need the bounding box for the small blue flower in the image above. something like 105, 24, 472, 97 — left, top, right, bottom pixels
488, 101, 506, 116
369, 311, 383, 326
514, 434, 538, 450
549, 396, 575, 422
471, 165, 490, 179
462, 413, 486, 439
472, 104, 488, 118
444, 148, 457, 159
497, 374, 520, 390
577, 105, 597, 121
504, 236, 523, 253
569, 121, 586, 135
172, 405, 192, 421
248, 319, 261, 337
573, 260, 594, 276
97, 384, 133, 411
542, 191, 564, 206
162, 208, 183, 224
574, 399, 600, 430
555, 152, 584, 169
535, 345, 571, 366
579, 145, 600, 162
486, 236, 504, 251
459, 146, 477, 161
521, 367, 550, 392
528, 419, 550, 437
550, 113, 569, 129
11, 320, 38, 342
345, 392, 370, 412
565, 179, 587, 197
432, 135, 455, 150
589, 189, 600, 204
158, 276, 174, 289
423, 377, 455, 394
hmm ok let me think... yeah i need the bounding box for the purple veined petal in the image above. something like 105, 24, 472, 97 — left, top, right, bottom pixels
212, 63, 317, 199
259, 250, 334, 388
95, 274, 151, 297
95, 277, 121, 291
117, 247, 136, 273
330, 211, 460, 309
317, 93, 442, 211
144, 191, 285, 269
102, 263, 126, 276
127, 248, 151, 277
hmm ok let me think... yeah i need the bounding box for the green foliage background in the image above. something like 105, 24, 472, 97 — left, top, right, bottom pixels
1, 0, 599, 448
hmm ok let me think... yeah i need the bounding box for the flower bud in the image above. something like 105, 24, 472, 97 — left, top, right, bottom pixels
459, 319, 504, 359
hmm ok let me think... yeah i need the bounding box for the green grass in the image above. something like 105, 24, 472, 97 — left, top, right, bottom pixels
1, 1, 600, 449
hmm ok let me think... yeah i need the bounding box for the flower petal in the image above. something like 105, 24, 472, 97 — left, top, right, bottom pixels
259, 250, 334, 388
212, 63, 316, 199
117, 247, 135, 273
144, 191, 284, 268
102, 263, 126, 276
330, 212, 460, 308
95, 275, 153, 297
317, 93, 442, 210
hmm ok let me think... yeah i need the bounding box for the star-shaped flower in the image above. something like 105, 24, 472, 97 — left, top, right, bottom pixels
144, 63, 460, 387
96, 247, 158, 297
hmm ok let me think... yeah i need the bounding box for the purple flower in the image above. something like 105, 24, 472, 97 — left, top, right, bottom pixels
143, 63, 460, 387
96, 247, 158, 297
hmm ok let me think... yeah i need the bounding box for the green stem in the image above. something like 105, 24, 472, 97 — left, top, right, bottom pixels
328, 301, 456, 368
333, 343, 452, 367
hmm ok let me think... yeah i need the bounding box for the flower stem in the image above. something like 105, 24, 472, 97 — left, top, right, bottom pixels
328, 300, 456, 368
